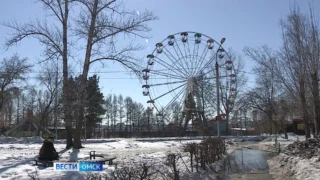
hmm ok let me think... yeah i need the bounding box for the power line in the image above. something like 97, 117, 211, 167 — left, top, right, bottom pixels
8, 69, 260, 82
7, 68, 260, 75
24, 76, 257, 85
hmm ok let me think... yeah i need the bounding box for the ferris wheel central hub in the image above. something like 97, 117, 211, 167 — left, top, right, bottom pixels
186, 77, 197, 87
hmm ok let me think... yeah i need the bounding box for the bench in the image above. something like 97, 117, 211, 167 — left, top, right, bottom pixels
89, 151, 104, 159
89, 151, 116, 165
33, 159, 54, 167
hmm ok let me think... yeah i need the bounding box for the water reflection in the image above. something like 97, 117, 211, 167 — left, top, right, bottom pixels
224, 149, 269, 174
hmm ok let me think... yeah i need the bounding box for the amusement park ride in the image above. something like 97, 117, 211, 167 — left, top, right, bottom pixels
141, 32, 236, 136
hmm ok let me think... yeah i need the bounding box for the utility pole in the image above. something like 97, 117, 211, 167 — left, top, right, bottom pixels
216, 61, 220, 137
215, 38, 226, 137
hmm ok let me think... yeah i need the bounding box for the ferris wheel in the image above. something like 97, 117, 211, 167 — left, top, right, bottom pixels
141, 31, 236, 131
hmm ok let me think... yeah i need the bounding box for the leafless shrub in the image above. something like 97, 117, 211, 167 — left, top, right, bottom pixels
26, 168, 40, 180
85, 173, 103, 180
182, 142, 197, 172
106, 161, 159, 180
164, 153, 180, 180
182, 138, 226, 172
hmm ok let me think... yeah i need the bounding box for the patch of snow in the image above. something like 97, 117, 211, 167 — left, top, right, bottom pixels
0, 136, 226, 179
268, 153, 320, 180
0, 136, 44, 144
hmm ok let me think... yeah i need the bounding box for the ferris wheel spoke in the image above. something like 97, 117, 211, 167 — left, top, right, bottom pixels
151, 83, 186, 101
196, 43, 200, 60
186, 41, 197, 76
192, 43, 201, 76
171, 46, 191, 76
195, 48, 211, 76
190, 42, 199, 77
201, 67, 216, 77
178, 90, 189, 109
148, 80, 186, 87
188, 39, 200, 76
162, 47, 189, 77
202, 73, 231, 80
174, 39, 192, 76
163, 46, 188, 72
150, 69, 186, 80
154, 57, 186, 79
193, 45, 209, 76
165, 89, 185, 112
151, 102, 160, 112
164, 85, 186, 111
196, 59, 215, 78
191, 42, 196, 75
202, 76, 217, 80
183, 43, 192, 76
196, 47, 229, 77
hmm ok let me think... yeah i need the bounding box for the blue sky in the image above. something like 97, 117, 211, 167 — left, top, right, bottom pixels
1, 0, 320, 107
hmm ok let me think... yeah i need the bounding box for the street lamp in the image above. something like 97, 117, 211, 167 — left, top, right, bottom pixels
216, 37, 226, 137
220, 38, 226, 44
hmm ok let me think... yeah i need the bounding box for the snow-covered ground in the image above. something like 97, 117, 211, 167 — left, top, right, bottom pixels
268, 153, 320, 180
0, 136, 224, 180
1, 134, 319, 180
240, 133, 320, 180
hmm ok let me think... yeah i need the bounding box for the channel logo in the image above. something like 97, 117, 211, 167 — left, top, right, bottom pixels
54, 161, 103, 172
79, 162, 103, 172
54, 162, 78, 171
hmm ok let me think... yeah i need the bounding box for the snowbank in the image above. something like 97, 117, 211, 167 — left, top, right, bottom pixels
232, 136, 268, 142
268, 154, 320, 180
267, 136, 320, 180
0, 136, 44, 144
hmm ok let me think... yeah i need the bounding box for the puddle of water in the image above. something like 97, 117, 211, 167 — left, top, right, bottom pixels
223, 149, 274, 180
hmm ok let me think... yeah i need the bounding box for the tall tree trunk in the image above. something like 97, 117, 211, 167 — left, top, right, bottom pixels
226, 114, 229, 136
17, 95, 20, 124
65, 126, 73, 148
284, 127, 288, 139
73, 0, 99, 148
299, 79, 311, 138
311, 72, 320, 136
62, 0, 73, 149
73, 104, 84, 148
8, 101, 13, 125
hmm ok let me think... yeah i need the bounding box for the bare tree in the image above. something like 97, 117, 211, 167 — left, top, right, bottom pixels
132, 102, 145, 132
112, 94, 118, 132
155, 106, 171, 131
105, 94, 112, 133
71, 0, 157, 148
219, 49, 247, 135
244, 45, 290, 136
3, 0, 157, 148
0, 55, 31, 112
33, 61, 62, 136
279, 5, 320, 138
0, 90, 15, 127
124, 96, 133, 134
118, 94, 124, 132
3, 0, 73, 148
